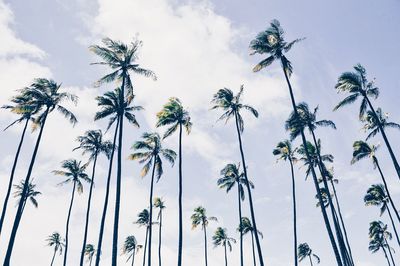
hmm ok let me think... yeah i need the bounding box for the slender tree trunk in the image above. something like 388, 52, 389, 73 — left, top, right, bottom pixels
233, 110, 265, 266
237, 182, 244, 266
387, 207, 400, 247
132, 252, 135, 266
3, 108, 49, 265
365, 96, 400, 181
90, 256, 93, 266
158, 210, 163, 266
281, 67, 343, 266
50, 249, 56, 266
251, 232, 256, 266
385, 239, 396, 266
203, 224, 208, 266
95, 118, 119, 266
64, 182, 77, 266
143, 227, 149, 266
382, 246, 391, 266
0, 118, 29, 236
177, 123, 184, 266
80, 154, 99, 266
309, 255, 314, 266
289, 159, 298, 266
224, 244, 228, 266
148, 159, 157, 266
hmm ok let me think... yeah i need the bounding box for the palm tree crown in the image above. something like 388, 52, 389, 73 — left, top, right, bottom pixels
217, 163, 254, 200
237, 217, 263, 237
53, 159, 91, 193
364, 184, 389, 215
362, 108, 400, 140
135, 209, 150, 227
212, 227, 236, 250
13, 180, 41, 208
351, 140, 379, 165
368, 221, 392, 253
46, 232, 64, 254
191, 206, 217, 229
84, 244, 95, 262
74, 130, 114, 160
2, 92, 40, 130
123, 236, 141, 260
298, 243, 320, 264
273, 140, 297, 162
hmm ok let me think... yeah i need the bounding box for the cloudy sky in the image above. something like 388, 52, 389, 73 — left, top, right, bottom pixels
0, 0, 399, 265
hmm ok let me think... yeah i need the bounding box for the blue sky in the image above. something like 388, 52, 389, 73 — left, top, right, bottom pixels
0, 0, 399, 265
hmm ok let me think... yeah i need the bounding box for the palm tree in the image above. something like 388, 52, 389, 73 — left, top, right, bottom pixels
217, 163, 253, 266
273, 140, 299, 266
363, 108, 400, 141
4, 78, 77, 265
123, 235, 142, 266
0, 92, 40, 236
250, 19, 342, 265
191, 206, 217, 266
211, 86, 265, 265
46, 232, 64, 266
93, 88, 141, 266
13, 179, 41, 214
212, 227, 236, 266
298, 243, 320, 266
74, 130, 114, 266
90, 37, 155, 266
334, 64, 400, 181
238, 217, 263, 266
352, 140, 400, 224
365, 184, 400, 247
154, 198, 166, 266
135, 209, 151, 266
156, 97, 191, 266
53, 159, 90, 266
369, 221, 396, 266
84, 244, 96, 266
129, 132, 176, 266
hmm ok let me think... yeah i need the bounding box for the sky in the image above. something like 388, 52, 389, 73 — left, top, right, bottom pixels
0, 0, 399, 265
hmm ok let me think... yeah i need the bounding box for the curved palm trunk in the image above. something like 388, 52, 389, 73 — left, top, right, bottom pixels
50, 249, 56, 266
63, 181, 77, 266
95, 118, 119, 266
203, 223, 208, 266
224, 244, 228, 266
385, 239, 396, 266
237, 182, 244, 266
233, 110, 264, 266
308, 255, 314, 266
382, 246, 391, 266
0, 118, 29, 236
80, 154, 99, 266
147, 160, 157, 266
158, 210, 163, 266
250, 232, 256, 266
177, 123, 184, 266
281, 67, 343, 266
3, 108, 49, 265
289, 159, 298, 266
387, 207, 400, 247
365, 97, 400, 181
143, 227, 149, 266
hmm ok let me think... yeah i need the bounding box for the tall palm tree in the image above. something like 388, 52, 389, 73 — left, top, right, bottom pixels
191, 206, 217, 266
156, 97, 191, 266
154, 198, 166, 266
334, 64, 400, 181
123, 235, 142, 266
369, 221, 396, 266
46, 232, 64, 266
84, 244, 96, 266
90, 37, 155, 266
238, 217, 263, 266
212, 227, 236, 266
12, 179, 41, 214
53, 159, 90, 266
273, 140, 299, 266
4, 78, 77, 265
93, 88, 141, 266
217, 163, 253, 266
298, 243, 320, 266
363, 108, 400, 141
135, 209, 151, 266
352, 140, 400, 224
74, 130, 114, 266
365, 184, 400, 246
211, 86, 265, 265
0, 92, 40, 236
250, 19, 342, 265
129, 132, 176, 266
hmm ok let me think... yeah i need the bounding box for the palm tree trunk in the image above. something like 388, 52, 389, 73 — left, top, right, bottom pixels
80, 153, 99, 266
203, 224, 208, 266
95, 118, 119, 266
237, 182, 244, 266
385, 239, 396, 266
177, 123, 184, 266
3, 107, 50, 265
143, 227, 149, 266
0, 118, 29, 236
233, 110, 264, 266
365, 96, 400, 181
289, 159, 298, 266
250, 231, 256, 266
281, 67, 343, 266
308, 255, 314, 266
224, 244, 228, 266
90, 256, 93, 266
132, 252, 135, 266
63, 181, 77, 266
158, 210, 163, 266
382, 246, 391, 266
387, 207, 400, 247
148, 159, 157, 266
50, 249, 56, 266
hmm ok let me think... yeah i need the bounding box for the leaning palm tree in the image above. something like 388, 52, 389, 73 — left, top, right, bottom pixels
298, 243, 320, 266
363, 108, 400, 141
191, 206, 217, 266
84, 244, 96, 266
135, 209, 151, 266
53, 159, 90, 266
93, 88, 142, 266
369, 221, 396, 266
154, 198, 166, 266
46, 232, 64, 266
123, 235, 142, 266
250, 19, 342, 265
74, 130, 114, 266
90, 37, 155, 266
129, 132, 176, 266
212, 227, 236, 266
238, 217, 263, 266
334, 64, 400, 181
13, 179, 41, 214
273, 140, 299, 266
217, 163, 253, 266
156, 97, 191, 266
365, 184, 400, 246
4, 78, 77, 265
211, 86, 265, 265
